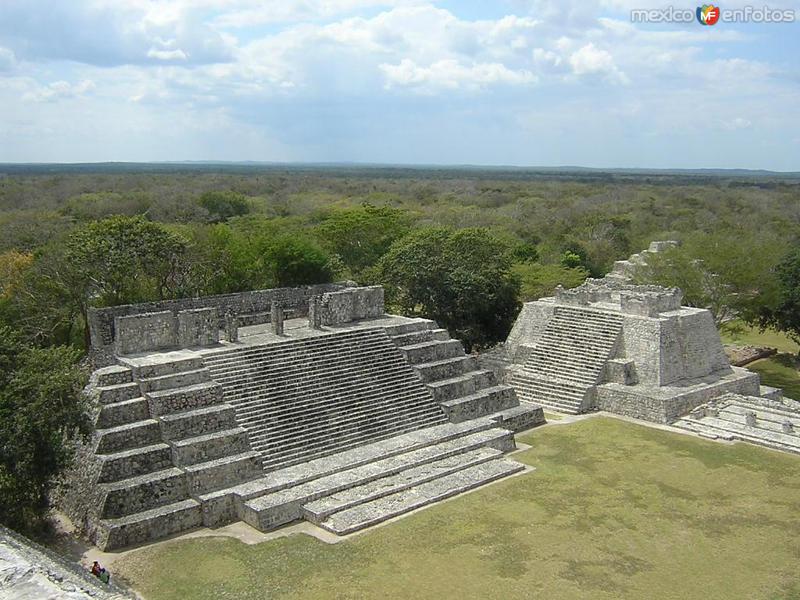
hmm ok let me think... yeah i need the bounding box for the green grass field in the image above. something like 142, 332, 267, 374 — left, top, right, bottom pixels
113, 418, 800, 600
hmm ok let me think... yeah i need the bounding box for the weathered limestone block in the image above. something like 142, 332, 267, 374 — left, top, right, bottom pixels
308, 295, 322, 329
224, 311, 239, 342
177, 308, 219, 348
115, 311, 177, 355
783, 420, 795, 434
604, 359, 638, 385
271, 302, 285, 335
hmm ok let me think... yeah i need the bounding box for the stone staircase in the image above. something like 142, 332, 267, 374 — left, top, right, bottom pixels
385, 319, 544, 431
198, 419, 525, 536
203, 329, 449, 473
85, 360, 262, 550
511, 306, 623, 414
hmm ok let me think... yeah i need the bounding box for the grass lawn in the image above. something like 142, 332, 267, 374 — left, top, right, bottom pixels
113, 418, 800, 600
720, 320, 800, 400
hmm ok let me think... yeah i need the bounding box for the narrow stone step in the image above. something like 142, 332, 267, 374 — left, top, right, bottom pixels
318, 458, 526, 535
97, 443, 173, 483
302, 447, 503, 524
250, 409, 451, 464
97, 499, 202, 551
235, 387, 436, 434
99, 467, 188, 518
95, 419, 161, 454
138, 368, 211, 393
205, 339, 391, 372
145, 381, 223, 416
170, 427, 253, 466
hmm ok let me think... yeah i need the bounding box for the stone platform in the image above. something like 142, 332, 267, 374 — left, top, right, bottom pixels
65, 291, 544, 551
673, 393, 800, 454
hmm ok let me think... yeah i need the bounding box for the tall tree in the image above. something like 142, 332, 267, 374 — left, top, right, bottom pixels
375, 227, 520, 351
0, 327, 89, 533
759, 246, 800, 348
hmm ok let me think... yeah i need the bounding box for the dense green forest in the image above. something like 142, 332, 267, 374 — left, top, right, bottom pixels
1, 165, 799, 532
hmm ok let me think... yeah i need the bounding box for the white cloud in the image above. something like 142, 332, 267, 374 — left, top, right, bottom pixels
722, 117, 753, 130
22, 79, 96, 103
568, 43, 628, 83
381, 58, 536, 91
147, 48, 189, 61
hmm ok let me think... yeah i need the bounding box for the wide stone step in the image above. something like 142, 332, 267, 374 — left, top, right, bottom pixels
94, 365, 133, 387
159, 404, 237, 441
131, 356, 204, 379
487, 404, 546, 432
170, 427, 253, 466
390, 328, 451, 347
415, 356, 478, 383
401, 339, 464, 365
98, 443, 173, 484
97, 499, 202, 551
96, 396, 149, 428
97, 382, 141, 405
381, 320, 435, 336
302, 447, 503, 524
427, 370, 495, 402
138, 368, 211, 393
99, 467, 188, 518
95, 419, 161, 454
318, 458, 526, 535
440, 386, 519, 423
184, 451, 262, 495
146, 381, 223, 416
239, 428, 514, 530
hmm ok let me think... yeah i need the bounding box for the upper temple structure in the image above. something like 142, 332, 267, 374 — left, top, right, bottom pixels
491, 241, 781, 423
60, 282, 543, 551
486, 242, 780, 423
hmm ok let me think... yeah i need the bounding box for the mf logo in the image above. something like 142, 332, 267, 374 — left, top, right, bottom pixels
697, 4, 721, 25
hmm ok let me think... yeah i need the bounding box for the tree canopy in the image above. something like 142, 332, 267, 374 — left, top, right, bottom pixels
375, 227, 520, 351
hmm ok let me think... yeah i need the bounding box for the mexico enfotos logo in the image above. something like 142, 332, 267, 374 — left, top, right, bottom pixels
631, 5, 796, 23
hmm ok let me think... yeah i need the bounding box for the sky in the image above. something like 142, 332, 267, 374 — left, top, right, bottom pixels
0, 0, 798, 170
